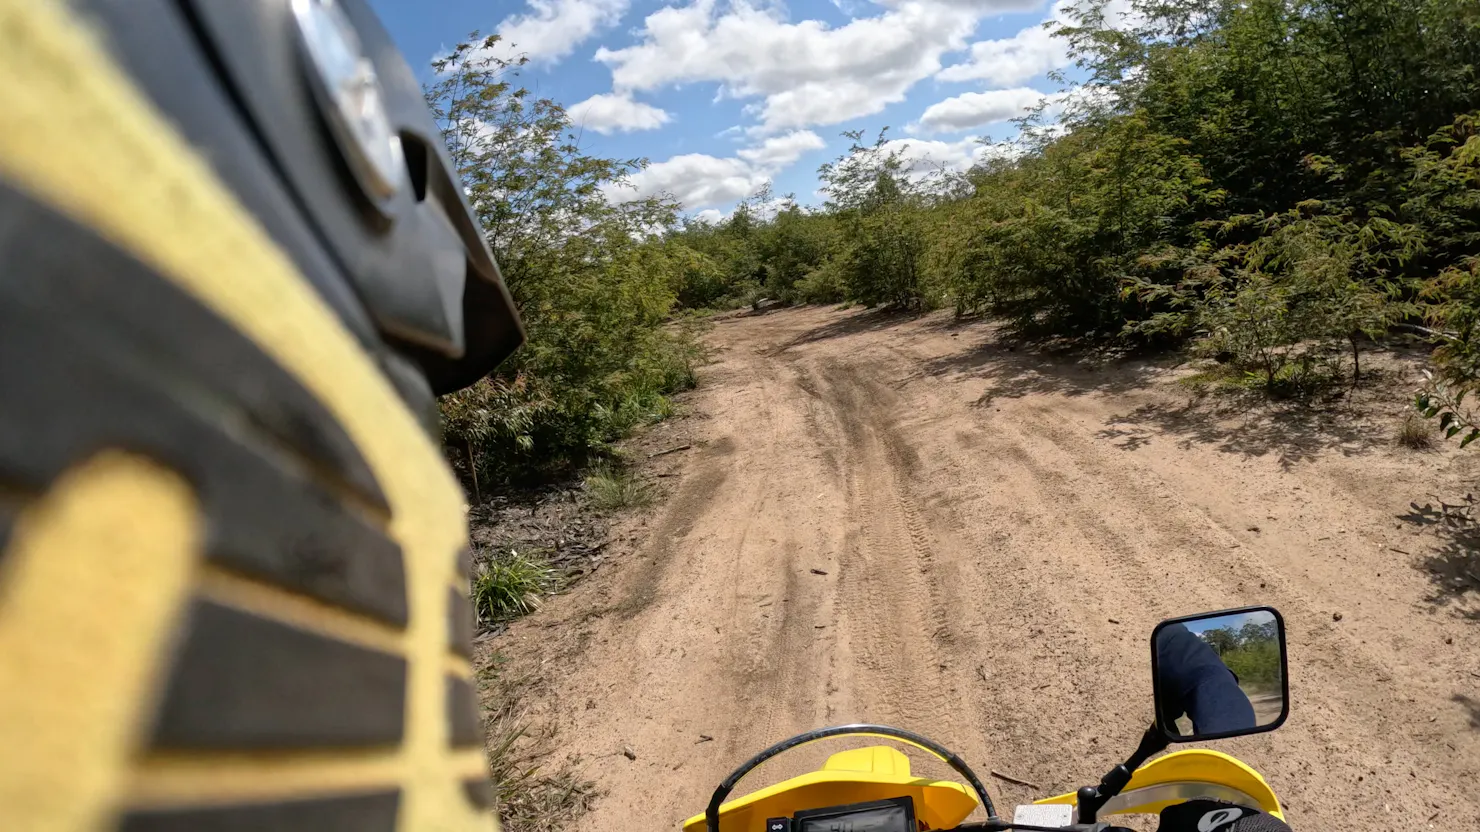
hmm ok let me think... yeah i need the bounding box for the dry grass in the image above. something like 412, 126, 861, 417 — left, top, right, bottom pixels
478, 654, 596, 832
1396, 412, 1435, 450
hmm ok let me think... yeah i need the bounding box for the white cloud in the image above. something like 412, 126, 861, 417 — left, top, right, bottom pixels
936, 0, 1138, 87
567, 92, 671, 134
606, 130, 825, 209
936, 18, 1066, 86
607, 153, 771, 208
908, 0, 1046, 8
495, 0, 628, 63
690, 196, 793, 224
879, 136, 1011, 174
596, 1, 1038, 132
736, 130, 826, 168
915, 87, 1059, 133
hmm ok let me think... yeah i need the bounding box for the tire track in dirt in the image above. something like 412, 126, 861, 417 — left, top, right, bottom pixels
963, 405, 1467, 821
496, 306, 1480, 831
810, 359, 962, 735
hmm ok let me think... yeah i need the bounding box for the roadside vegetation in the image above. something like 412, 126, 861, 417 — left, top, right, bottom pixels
667, 0, 1480, 416
1203, 621, 1283, 690
471, 551, 561, 623
428, 38, 705, 489
478, 652, 596, 832
582, 464, 653, 512
432, 2, 1480, 497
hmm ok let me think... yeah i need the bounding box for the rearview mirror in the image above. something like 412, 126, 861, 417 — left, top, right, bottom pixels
1151, 606, 1288, 742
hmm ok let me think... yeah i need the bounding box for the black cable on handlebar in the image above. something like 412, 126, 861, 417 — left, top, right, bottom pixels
703, 723, 999, 832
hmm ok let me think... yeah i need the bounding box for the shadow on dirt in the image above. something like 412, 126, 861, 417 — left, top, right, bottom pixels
1107, 397, 1391, 469
923, 334, 1170, 405
928, 332, 1391, 468
1397, 496, 1480, 621
774, 307, 924, 353
1454, 694, 1480, 729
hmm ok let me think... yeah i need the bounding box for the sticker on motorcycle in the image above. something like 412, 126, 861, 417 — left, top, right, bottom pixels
1198, 806, 1246, 831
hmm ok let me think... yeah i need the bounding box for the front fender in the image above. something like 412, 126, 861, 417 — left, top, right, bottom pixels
1034, 749, 1284, 820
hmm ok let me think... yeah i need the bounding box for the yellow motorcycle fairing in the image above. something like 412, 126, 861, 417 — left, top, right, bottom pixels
681, 746, 979, 832
1034, 749, 1284, 820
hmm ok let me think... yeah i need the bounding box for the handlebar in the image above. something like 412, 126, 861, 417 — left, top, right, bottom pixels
941, 817, 1124, 823
703, 724, 1000, 832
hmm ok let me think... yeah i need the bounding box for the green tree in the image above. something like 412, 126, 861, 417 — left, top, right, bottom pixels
429, 35, 700, 483
819, 131, 933, 309
1202, 627, 1240, 655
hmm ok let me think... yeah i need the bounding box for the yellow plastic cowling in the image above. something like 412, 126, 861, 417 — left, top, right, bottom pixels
1034, 749, 1284, 821
681, 746, 979, 832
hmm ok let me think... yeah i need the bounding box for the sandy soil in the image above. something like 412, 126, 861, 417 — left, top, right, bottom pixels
494, 306, 1480, 831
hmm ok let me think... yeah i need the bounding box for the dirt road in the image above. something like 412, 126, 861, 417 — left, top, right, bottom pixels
498, 306, 1480, 830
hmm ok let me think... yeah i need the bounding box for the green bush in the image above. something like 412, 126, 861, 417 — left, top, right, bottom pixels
1221, 641, 1282, 688
793, 261, 847, 304
817, 132, 932, 310
429, 37, 703, 486
1202, 622, 1281, 688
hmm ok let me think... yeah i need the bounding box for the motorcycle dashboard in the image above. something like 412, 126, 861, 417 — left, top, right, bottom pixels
769, 796, 916, 832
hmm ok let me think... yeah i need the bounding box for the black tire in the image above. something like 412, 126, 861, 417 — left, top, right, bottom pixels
0, 2, 504, 829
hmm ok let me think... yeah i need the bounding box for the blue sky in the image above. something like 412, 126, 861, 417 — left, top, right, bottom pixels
1186, 610, 1277, 638
367, 0, 1124, 220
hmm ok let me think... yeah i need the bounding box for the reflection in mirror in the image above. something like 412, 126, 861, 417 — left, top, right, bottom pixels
1154, 609, 1285, 740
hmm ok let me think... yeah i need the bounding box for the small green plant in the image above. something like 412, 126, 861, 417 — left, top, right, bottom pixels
1416, 372, 1480, 447
583, 465, 652, 511
1177, 363, 1245, 393
1396, 412, 1436, 449
647, 396, 677, 422
471, 552, 559, 622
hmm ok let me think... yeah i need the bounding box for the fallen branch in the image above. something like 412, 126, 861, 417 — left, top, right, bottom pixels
649, 445, 692, 458
990, 769, 1042, 790
1392, 323, 1460, 343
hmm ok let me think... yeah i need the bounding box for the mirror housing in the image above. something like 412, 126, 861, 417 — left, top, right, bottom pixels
1150, 606, 1289, 743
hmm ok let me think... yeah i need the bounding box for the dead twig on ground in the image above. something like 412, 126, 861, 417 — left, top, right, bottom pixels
990, 769, 1042, 790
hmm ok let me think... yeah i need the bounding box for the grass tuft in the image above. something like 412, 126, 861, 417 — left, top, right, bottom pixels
472, 552, 560, 622
583, 465, 652, 511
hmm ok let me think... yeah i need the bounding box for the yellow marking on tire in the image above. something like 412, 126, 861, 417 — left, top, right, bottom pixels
125, 749, 490, 808
195, 569, 472, 676
196, 565, 408, 656
0, 453, 200, 831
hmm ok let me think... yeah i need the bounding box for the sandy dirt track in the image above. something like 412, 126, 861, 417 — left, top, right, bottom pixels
497, 306, 1480, 831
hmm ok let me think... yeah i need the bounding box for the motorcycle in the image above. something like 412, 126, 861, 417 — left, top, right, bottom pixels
683, 606, 1290, 831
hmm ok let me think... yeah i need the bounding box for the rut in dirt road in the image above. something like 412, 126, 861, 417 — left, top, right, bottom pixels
499, 306, 1480, 832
